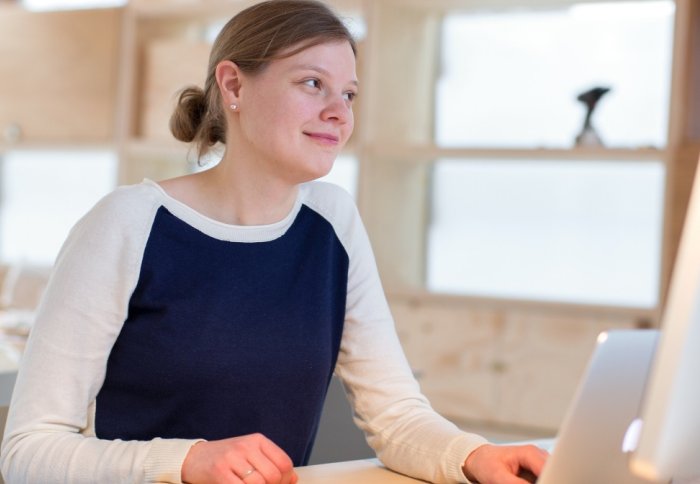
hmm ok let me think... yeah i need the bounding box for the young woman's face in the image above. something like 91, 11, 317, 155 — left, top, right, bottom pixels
236, 40, 357, 184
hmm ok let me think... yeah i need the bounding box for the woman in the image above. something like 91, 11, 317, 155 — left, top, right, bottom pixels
0, 1, 546, 483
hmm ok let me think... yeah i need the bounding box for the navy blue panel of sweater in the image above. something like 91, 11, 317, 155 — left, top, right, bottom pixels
95, 204, 349, 466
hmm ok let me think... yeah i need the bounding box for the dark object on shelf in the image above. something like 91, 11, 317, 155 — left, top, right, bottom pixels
575, 86, 611, 147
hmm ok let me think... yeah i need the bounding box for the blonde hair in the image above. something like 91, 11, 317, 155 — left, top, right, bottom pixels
170, 0, 356, 160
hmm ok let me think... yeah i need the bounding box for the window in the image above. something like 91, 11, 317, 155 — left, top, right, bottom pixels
319, 155, 359, 199
428, 159, 665, 307
436, 1, 674, 148
426, 1, 674, 307
0, 151, 117, 266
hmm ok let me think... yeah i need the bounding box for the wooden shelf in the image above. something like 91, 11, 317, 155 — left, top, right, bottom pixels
0, 141, 116, 152
361, 146, 667, 162
386, 288, 660, 321
0, 6, 122, 147
123, 139, 191, 158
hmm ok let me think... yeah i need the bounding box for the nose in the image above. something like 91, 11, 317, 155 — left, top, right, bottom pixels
320, 95, 352, 125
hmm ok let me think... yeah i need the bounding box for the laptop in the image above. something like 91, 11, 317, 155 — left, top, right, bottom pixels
535, 329, 664, 484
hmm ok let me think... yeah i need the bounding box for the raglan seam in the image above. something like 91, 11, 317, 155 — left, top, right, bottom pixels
300, 183, 356, 257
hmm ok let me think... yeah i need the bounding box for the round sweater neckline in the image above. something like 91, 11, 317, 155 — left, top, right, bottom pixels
141, 178, 304, 243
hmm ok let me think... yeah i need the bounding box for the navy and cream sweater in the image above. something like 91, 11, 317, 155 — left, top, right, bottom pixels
1, 180, 487, 484
97, 200, 348, 465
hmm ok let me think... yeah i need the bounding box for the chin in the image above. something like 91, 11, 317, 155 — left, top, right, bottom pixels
302, 171, 331, 184
307, 158, 336, 180
286, 167, 332, 185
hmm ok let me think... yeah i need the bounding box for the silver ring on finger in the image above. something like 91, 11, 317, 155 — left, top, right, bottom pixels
241, 467, 257, 479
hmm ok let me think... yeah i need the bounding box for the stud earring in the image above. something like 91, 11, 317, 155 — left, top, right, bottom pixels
230, 103, 238, 111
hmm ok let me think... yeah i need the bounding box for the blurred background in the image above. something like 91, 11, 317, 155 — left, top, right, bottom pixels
0, 0, 698, 447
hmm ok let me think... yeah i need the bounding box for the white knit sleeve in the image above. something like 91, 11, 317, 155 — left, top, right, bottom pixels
307, 183, 488, 484
0, 186, 199, 484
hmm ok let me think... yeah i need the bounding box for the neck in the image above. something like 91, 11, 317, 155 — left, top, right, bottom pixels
197, 153, 299, 226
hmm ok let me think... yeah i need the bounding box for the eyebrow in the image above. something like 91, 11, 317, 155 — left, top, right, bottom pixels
293, 64, 359, 87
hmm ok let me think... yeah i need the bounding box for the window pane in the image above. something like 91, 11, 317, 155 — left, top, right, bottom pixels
318, 155, 359, 199
0, 151, 118, 266
427, 159, 665, 308
437, 1, 674, 148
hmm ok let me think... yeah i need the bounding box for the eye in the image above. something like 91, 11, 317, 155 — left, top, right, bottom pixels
343, 91, 357, 102
302, 78, 321, 89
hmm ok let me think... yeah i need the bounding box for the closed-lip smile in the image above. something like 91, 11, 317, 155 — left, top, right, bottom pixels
304, 131, 340, 144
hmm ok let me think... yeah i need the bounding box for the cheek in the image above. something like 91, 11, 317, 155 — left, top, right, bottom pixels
292, 99, 322, 122
264, 96, 314, 134
242, 101, 286, 144
245, 85, 291, 127
342, 111, 355, 140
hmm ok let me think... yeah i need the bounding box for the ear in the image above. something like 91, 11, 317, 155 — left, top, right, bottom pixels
215, 60, 243, 107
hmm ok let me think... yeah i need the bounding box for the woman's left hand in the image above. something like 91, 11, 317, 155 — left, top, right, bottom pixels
462, 443, 549, 484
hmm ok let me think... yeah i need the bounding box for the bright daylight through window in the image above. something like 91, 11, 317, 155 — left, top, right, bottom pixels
0, 151, 117, 266
428, 1, 674, 307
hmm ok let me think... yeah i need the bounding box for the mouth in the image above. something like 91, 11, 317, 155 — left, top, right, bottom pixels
303, 131, 340, 145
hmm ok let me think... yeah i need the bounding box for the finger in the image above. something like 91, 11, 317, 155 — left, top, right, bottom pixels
210, 459, 244, 484
491, 469, 538, 484
517, 468, 538, 483
230, 460, 262, 484
515, 445, 548, 476
279, 468, 298, 484
259, 438, 294, 475
247, 452, 283, 483
241, 466, 267, 484
208, 471, 242, 484
241, 471, 265, 484
224, 470, 245, 484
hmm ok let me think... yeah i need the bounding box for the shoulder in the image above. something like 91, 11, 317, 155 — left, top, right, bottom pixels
67, 181, 163, 245
300, 181, 365, 254
50, 182, 164, 287
90, 181, 160, 218
301, 181, 357, 223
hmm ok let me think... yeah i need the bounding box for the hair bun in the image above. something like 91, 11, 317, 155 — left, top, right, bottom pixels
170, 86, 207, 143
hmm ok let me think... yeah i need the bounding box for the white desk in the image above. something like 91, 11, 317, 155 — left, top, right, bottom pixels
296, 458, 700, 484
295, 459, 427, 483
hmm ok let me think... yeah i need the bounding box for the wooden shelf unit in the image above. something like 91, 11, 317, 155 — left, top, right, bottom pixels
0, 5, 122, 150
2, 0, 699, 435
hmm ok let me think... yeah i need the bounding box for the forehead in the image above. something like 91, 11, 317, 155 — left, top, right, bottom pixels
273, 41, 357, 77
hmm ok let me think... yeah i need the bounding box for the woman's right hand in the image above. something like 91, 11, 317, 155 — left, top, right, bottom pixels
181, 433, 298, 484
